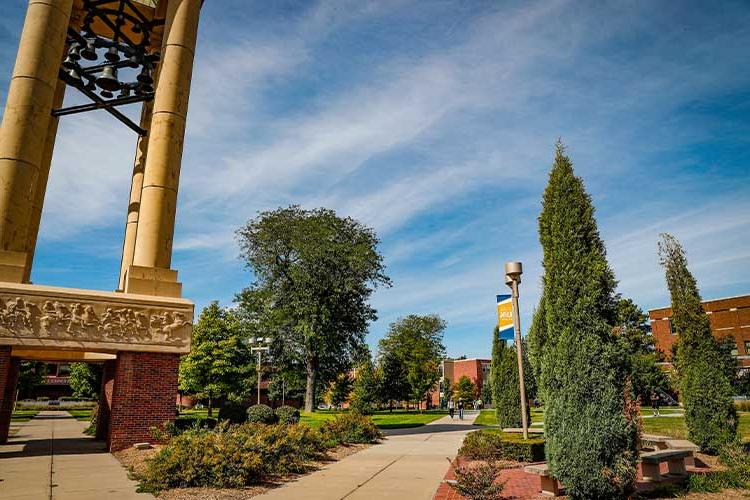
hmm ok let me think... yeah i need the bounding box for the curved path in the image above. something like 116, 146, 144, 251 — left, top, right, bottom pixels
0, 411, 151, 500
259, 411, 479, 500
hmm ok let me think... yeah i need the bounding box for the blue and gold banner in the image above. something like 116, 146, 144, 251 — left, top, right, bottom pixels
496, 294, 514, 340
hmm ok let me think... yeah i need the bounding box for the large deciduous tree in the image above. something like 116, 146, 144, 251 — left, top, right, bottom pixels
69, 363, 100, 399
378, 314, 446, 410
532, 143, 637, 499
658, 233, 737, 452
236, 206, 390, 412
179, 302, 251, 417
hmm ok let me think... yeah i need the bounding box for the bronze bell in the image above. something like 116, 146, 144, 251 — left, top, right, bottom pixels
137, 65, 153, 85
95, 65, 120, 91
80, 37, 97, 61
105, 46, 120, 62
100, 89, 114, 99
68, 42, 81, 61
61, 55, 77, 70
66, 67, 82, 83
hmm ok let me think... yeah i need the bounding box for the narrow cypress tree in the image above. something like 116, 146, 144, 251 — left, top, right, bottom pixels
658, 233, 737, 452
526, 294, 547, 399
536, 143, 636, 499
490, 327, 529, 427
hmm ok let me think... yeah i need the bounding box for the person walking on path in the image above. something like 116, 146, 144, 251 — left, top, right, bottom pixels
447, 399, 455, 419
650, 391, 660, 417
458, 399, 464, 420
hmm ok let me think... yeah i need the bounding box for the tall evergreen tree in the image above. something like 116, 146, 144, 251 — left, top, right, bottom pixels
535, 143, 637, 499
490, 328, 529, 427
658, 233, 737, 452
526, 294, 547, 398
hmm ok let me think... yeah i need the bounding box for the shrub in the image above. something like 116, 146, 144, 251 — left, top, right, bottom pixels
491, 331, 529, 428
84, 403, 98, 436
137, 422, 326, 493
275, 405, 301, 425
459, 431, 545, 462
246, 404, 276, 424
447, 458, 507, 500
218, 401, 248, 424
659, 234, 738, 453
320, 412, 382, 446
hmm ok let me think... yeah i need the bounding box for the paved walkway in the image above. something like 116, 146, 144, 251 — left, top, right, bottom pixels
259, 411, 480, 500
0, 411, 152, 500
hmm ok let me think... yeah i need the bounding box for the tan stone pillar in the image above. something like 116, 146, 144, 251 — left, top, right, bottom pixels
23, 77, 67, 283
0, 0, 73, 283
126, 0, 200, 297
118, 101, 154, 292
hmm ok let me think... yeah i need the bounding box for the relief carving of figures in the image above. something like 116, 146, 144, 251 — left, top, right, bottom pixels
0, 294, 190, 346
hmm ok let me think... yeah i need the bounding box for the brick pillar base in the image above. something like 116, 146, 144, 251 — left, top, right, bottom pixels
0, 346, 20, 443
96, 360, 116, 440
108, 352, 179, 452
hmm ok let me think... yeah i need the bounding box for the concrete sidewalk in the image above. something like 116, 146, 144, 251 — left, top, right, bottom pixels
0, 411, 152, 500
259, 412, 480, 500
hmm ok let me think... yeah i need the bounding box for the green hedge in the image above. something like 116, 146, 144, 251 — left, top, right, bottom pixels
247, 404, 276, 424
275, 405, 301, 425
459, 430, 544, 462
320, 412, 382, 446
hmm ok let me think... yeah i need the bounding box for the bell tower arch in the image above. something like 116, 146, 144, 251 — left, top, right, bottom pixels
0, 0, 203, 451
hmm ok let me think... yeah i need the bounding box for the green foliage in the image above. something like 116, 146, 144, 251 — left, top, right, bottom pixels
69, 363, 99, 399
319, 412, 383, 446
480, 380, 492, 405
454, 375, 477, 402
526, 295, 547, 399
447, 458, 507, 500
491, 331, 529, 428
658, 233, 737, 453
218, 401, 248, 424
459, 430, 545, 462
684, 442, 750, 492
350, 357, 381, 414
534, 143, 637, 499
326, 372, 353, 409
236, 206, 390, 412
246, 404, 277, 424
17, 361, 47, 399
275, 405, 301, 425
179, 303, 252, 417
377, 314, 446, 407
137, 422, 326, 493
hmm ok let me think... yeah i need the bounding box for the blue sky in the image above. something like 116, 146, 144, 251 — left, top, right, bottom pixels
1, 0, 749, 359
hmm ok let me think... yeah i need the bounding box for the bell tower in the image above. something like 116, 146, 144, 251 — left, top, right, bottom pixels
0, 0, 203, 450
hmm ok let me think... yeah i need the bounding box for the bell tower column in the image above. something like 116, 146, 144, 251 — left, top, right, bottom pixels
0, 0, 73, 283
126, 0, 202, 297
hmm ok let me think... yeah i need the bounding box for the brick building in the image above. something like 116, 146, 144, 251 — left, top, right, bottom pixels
649, 294, 750, 368
431, 358, 491, 407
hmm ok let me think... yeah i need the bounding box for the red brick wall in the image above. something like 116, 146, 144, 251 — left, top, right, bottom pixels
650, 295, 750, 367
108, 351, 179, 451
96, 360, 116, 440
0, 346, 19, 443
453, 359, 484, 396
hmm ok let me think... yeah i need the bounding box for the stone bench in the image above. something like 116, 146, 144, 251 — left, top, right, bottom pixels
642, 435, 699, 467
524, 463, 562, 497
640, 449, 692, 482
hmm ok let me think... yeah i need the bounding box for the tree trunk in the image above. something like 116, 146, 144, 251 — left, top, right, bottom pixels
305, 357, 317, 413
208, 395, 213, 418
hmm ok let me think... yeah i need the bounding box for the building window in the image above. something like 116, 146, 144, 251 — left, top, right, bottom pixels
666, 319, 675, 335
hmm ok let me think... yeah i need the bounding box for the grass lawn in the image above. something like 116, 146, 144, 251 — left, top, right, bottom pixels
474, 408, 545, 427
11, 409, 38, 422
67, 409, 93, 421
300, 410, 446, 429
180, 408, 211, 419
643, 412, 750, 443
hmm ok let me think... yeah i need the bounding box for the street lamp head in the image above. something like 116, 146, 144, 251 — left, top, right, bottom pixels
504, 261, 523, 285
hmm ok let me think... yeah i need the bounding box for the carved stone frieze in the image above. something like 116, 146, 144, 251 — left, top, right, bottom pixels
0, 283, 193, 353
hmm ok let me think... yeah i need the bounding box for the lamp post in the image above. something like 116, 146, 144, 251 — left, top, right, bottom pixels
248, 337, 271, 405
505, 261, 529, 440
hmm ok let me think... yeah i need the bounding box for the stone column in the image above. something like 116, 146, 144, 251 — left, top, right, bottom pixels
0, 346, 20, 443
127, 0, 201, 297
118, 101, 154, 292
108, 351, 179, 451
23, 77, 67, 283
0, 0, 73, 283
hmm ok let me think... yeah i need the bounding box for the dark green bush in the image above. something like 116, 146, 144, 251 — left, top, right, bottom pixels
84, 403, 98, 436
173, 416, 217, 432
459, 430, 544, 462
246, 404, 276, 424
320, 412, 382, 446
275, 405, 301, 425
137, 422, 326, 493
218, 401, 248, 424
